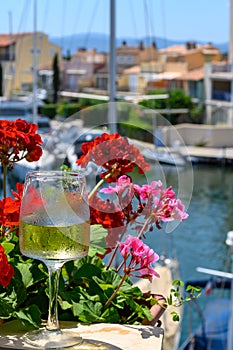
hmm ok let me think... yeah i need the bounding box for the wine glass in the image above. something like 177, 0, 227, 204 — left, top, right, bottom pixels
19, 170, 90, 348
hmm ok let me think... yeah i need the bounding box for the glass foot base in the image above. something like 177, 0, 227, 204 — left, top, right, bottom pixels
22, 328, 83, 348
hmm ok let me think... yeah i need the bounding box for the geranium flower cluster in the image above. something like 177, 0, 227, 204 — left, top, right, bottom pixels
101, 175, 188, 232
0, 121, 189, 315
77, 132, 188, 288
77, 132, 150, 182
0, 245, 14, 287
0, 119, 44, 287
0, 119, 43, 167
0, 183, 24, 236
118, 235, 160, 281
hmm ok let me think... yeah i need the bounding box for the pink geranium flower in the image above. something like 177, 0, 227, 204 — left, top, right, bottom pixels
100, 175, 188, 233
119, 235, 160, 282
100, 175, 132, 195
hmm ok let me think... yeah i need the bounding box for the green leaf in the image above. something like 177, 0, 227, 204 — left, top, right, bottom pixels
172, 279, 184, 287
88, 246, 107, 257
72, 301, 83, 317
16, 263, 36, 288
74, 255, 105, 270
59, 300, 72, 310
171, 311, 180, 322
73, 263, 102, 282
186, 284, 201, 293
1, 242, 15, 255
60, 288, 81, 304
99, 270, 133, 292
4, 268, 27, 307
72, 300, 104, 323
16, 261, 46, 289
138, 304, 153, 322
101, 306, 120, 323
13, 305, 41, 328
89, 225, 108, 255
0, 298, 14, 319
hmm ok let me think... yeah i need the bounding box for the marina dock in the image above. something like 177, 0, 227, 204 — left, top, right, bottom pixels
178, 146, 233, 165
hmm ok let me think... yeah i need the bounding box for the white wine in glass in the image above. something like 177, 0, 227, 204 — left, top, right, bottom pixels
19, 170, 90, 348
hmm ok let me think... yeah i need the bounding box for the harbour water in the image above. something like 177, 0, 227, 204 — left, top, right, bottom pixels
159, 163, 233, 346
1, 162, 233, 346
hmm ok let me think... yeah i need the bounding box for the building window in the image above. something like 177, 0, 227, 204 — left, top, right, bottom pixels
117, 56, 125, 63
30, 48, 41, 55
126, 56, 133, 63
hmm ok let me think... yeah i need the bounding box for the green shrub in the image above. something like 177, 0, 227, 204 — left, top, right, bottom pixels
57, 103, 81, 118
40, 104, 57, 119
118, 122, 153, 143
78, 98, 105, 108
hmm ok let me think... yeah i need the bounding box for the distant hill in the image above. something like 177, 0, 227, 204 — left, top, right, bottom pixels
49, 32, 228, 55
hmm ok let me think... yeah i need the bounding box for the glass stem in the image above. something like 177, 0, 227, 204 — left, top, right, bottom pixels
46, 264, 62, 332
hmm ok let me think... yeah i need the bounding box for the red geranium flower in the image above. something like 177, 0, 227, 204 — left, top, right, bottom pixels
77, 133, 150, 182
0, 245, 14, 287
0, 119, 43, 167
89, 194, 125, 249
0, 183, 24, 232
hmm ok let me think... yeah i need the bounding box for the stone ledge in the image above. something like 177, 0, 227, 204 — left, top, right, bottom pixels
0, 321, 164, 350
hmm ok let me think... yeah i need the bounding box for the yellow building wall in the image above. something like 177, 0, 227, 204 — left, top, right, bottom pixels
164, 62, 188, 73
118, 75, 128, 90
139, 47, 159, 63
184, 50, 221, 70
12, 32, 61, 93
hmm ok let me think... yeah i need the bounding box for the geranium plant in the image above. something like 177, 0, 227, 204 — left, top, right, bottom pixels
0, 119, 200, 329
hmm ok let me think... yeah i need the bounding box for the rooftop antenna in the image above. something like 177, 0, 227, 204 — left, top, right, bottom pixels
8, 11, 14, 99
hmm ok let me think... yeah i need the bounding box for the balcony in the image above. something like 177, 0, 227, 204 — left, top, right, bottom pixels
0, 53, 15, 61
212, 90, 231, 102
211, 64, 233, 73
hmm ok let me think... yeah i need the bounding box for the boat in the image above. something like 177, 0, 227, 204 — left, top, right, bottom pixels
0, 100, 33, 119
178, 230, 233, 350
141, 148, 187, 167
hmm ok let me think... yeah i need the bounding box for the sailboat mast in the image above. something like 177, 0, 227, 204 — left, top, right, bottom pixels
32, 0, 38, 124
229, 0, 233, 64
108, 0, 117, 133
8, 11, 14, 99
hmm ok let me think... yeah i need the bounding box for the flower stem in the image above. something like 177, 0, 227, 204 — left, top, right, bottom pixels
137, 215, 151, 240
88, 178, 105, 199
107, 215, 152, 271
105, 273, 127, 308
88, 172, 112, 199
107, 242, 120, 269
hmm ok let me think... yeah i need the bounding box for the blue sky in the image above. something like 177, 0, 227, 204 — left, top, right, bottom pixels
0, 0, 230, 44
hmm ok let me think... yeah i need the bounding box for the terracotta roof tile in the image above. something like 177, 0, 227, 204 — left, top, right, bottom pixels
178, 68, 204, 81
0, 34, 15, 47
159, 44, 219, 57
124, 65, 141, 74
0, 32, 33, 47
155, 71, 182, 80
